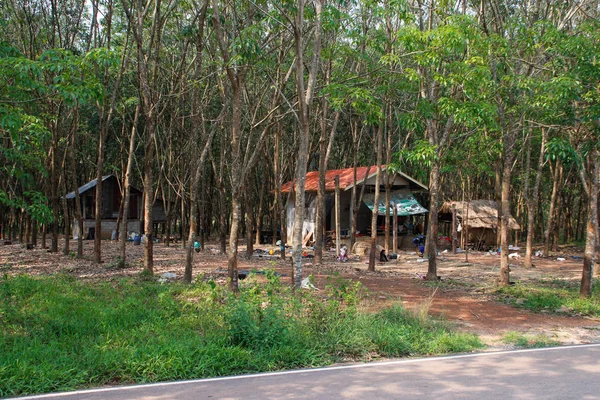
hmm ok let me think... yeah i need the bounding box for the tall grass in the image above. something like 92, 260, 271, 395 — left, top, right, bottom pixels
0, 272, 482, 397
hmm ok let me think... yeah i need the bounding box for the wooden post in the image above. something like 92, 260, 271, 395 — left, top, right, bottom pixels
452, 203, 457, 254
465, 200, 469, 263
392, 203, 398, 253
335, 175, 341, 258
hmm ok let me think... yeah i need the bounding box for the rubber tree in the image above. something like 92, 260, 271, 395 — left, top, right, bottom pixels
121, 0, 169, 274
393, 16, 492, 280
212, 0, 287, 290
291, 0, 323, 289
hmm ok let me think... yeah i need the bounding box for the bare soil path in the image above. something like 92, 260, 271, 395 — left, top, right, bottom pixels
2, 240, 599, 348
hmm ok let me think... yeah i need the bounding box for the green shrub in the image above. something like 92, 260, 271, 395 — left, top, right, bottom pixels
0, 273, 483, 397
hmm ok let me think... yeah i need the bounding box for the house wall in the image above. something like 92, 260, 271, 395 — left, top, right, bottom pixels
326, 191, 351, 234
73, 219, 141, 240
286, 193, 317, 245
325, 192, 372, 235
458, 227, 497, 249
152, 202, 168, 222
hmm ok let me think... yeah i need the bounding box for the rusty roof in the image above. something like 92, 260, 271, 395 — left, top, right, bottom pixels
280, 165, 428, 193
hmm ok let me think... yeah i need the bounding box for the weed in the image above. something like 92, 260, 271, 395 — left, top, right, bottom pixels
0, 274, 483, 397
497, 279, 600, 317
502, 331, 559, 348
412, 287, 438, 323
138, 268, 155, 281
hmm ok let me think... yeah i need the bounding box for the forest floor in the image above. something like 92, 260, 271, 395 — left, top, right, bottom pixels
2, 238, 600, 350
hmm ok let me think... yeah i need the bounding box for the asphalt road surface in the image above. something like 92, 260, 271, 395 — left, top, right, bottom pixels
15, 344, 600, 400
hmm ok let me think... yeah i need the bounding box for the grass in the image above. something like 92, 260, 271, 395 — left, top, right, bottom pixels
502, 331, 559, 348
496, 278, 600, 317
0, 272, 483, 397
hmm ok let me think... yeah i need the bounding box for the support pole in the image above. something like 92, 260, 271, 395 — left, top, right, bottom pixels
335, 175, 341, 258
452, 203, 457, 254
392, 203, 398, 253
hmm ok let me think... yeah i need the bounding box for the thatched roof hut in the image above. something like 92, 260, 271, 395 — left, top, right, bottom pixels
439, 200, 520, 249
440, 200, 520, 230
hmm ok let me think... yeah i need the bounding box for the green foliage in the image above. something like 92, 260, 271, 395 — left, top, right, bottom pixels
0, 40, 105, 223
545, 137, 580, 166
398, 139, 438, 168
497, 279, 600, 317
502, 331, 558, 349
0, 274, 483, 397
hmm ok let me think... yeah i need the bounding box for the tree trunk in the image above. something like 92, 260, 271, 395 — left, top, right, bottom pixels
254, 178, 264, 246
553, 195, 562, 251
142, 127, 156, 274
368, 125, 383, 272
93, 125, 107, 262
495, 162, 502, 248
31, 221, 38, 247
71, 179, 83, 258
61, 179, 70, 255
219, 187, 227, 254
184, 193, 198, 284
426, 160, 441, 280
118, 104, 138, 267
335, 175, 341, 258
580, 153, 598, 297
291, 0, 323, 288
228, 194, 241, 291
452, 203, 457, 254
50, 136, 59, 253
499, 130, 517, 286
246, 192, 254, 258
42, 224, 47, 249
524, 128, 546, 268
291, 121, 310, 285
544, 159, 562, 256
349, 121, 359, 252
24, 214, 31, 245
314, 153, 327, 265
384, 185, 391, 255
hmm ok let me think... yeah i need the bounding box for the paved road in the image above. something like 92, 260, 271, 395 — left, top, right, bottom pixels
16, 344, 600, 400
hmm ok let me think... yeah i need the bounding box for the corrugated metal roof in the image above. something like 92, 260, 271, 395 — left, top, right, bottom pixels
280, 166, 376, 193
280, 165, 428, 193
65, 175, 114, 199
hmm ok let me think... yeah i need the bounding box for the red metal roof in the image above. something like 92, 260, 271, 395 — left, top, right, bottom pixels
280, 165, 385, 193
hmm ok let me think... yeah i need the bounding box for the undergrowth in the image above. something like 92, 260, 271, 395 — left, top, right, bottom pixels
497, 278, 600, 316
0, 272, 482, 397
502, 331, 559, 349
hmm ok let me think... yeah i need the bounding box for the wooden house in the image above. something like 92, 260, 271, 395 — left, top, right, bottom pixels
280, 165, 429, 247
65, 175, 167, 240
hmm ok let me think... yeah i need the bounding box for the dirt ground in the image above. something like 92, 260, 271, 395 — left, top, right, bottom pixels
2, 238, 600, 349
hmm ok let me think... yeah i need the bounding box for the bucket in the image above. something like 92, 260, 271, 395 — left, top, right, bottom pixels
133, 235, 141, 246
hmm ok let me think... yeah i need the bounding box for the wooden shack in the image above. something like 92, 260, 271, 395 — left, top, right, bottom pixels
439, 200, 520, 250
65, 175, 168, 240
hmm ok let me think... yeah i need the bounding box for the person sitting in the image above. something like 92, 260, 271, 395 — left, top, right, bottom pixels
339, 245, 349, 262
376, 244, 388, 262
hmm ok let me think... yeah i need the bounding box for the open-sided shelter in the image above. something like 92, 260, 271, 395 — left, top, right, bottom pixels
280, 165, 429, 247
439, 200, 520, 249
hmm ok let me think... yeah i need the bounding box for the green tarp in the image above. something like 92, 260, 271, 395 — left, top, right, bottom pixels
362, 190, 428, 216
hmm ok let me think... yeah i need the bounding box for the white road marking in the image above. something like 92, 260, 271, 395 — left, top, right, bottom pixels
15, 343, 600, 399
